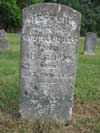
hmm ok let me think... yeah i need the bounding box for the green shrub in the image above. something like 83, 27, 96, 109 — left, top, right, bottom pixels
0, 2, 21, 32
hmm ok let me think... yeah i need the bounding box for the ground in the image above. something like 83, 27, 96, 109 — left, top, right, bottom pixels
0, 34, 100, 133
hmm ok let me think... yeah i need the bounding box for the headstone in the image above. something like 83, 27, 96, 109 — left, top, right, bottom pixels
20, 3, 81, 123
84, 32, 97, 55
0, 29, 9, 50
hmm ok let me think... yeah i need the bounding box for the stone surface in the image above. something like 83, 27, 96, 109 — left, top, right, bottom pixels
20, 3, 81, 123
0, 29, 9, 49
84, 32, 97, 55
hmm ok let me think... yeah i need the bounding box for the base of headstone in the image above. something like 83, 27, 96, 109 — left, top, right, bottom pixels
84, 51, 95, 56
19, 109, 72, 124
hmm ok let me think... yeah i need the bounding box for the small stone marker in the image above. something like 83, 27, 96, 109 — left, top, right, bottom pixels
20, 3, 81, 123
0, 29, 9, 50
84, 32, 97, 55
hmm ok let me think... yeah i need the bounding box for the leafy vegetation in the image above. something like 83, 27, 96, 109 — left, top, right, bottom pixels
0, 1, 21, 32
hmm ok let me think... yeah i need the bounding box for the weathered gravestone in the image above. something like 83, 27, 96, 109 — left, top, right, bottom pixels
84, 32, 97, 55
20, 3, 81, 123
0, 29, 9, 49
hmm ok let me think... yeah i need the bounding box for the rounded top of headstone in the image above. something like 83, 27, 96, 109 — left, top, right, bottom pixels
23, 3, 81, 17
86, 32, 97, 37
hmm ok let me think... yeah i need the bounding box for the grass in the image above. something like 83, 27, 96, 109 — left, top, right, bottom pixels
75, 37, 100, 102
0, 33, 20, 111
0, 34, 100, 132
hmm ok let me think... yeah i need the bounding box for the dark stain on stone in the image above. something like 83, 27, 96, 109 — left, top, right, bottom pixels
34, 86, 38, 90
49, 73, 54, 77
24, 90, 28, 96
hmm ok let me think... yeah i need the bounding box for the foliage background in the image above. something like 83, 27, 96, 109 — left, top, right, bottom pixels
0, 0, 100, 36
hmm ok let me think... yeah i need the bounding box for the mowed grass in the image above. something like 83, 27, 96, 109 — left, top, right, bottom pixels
0, 33, 100, 132
75, 37, 100, 102
0, 33, 20, 111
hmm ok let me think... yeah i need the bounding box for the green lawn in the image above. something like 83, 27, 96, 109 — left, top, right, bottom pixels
0, 34, 100, 132
0, 33, 20, 111
76, 37, 100, 102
